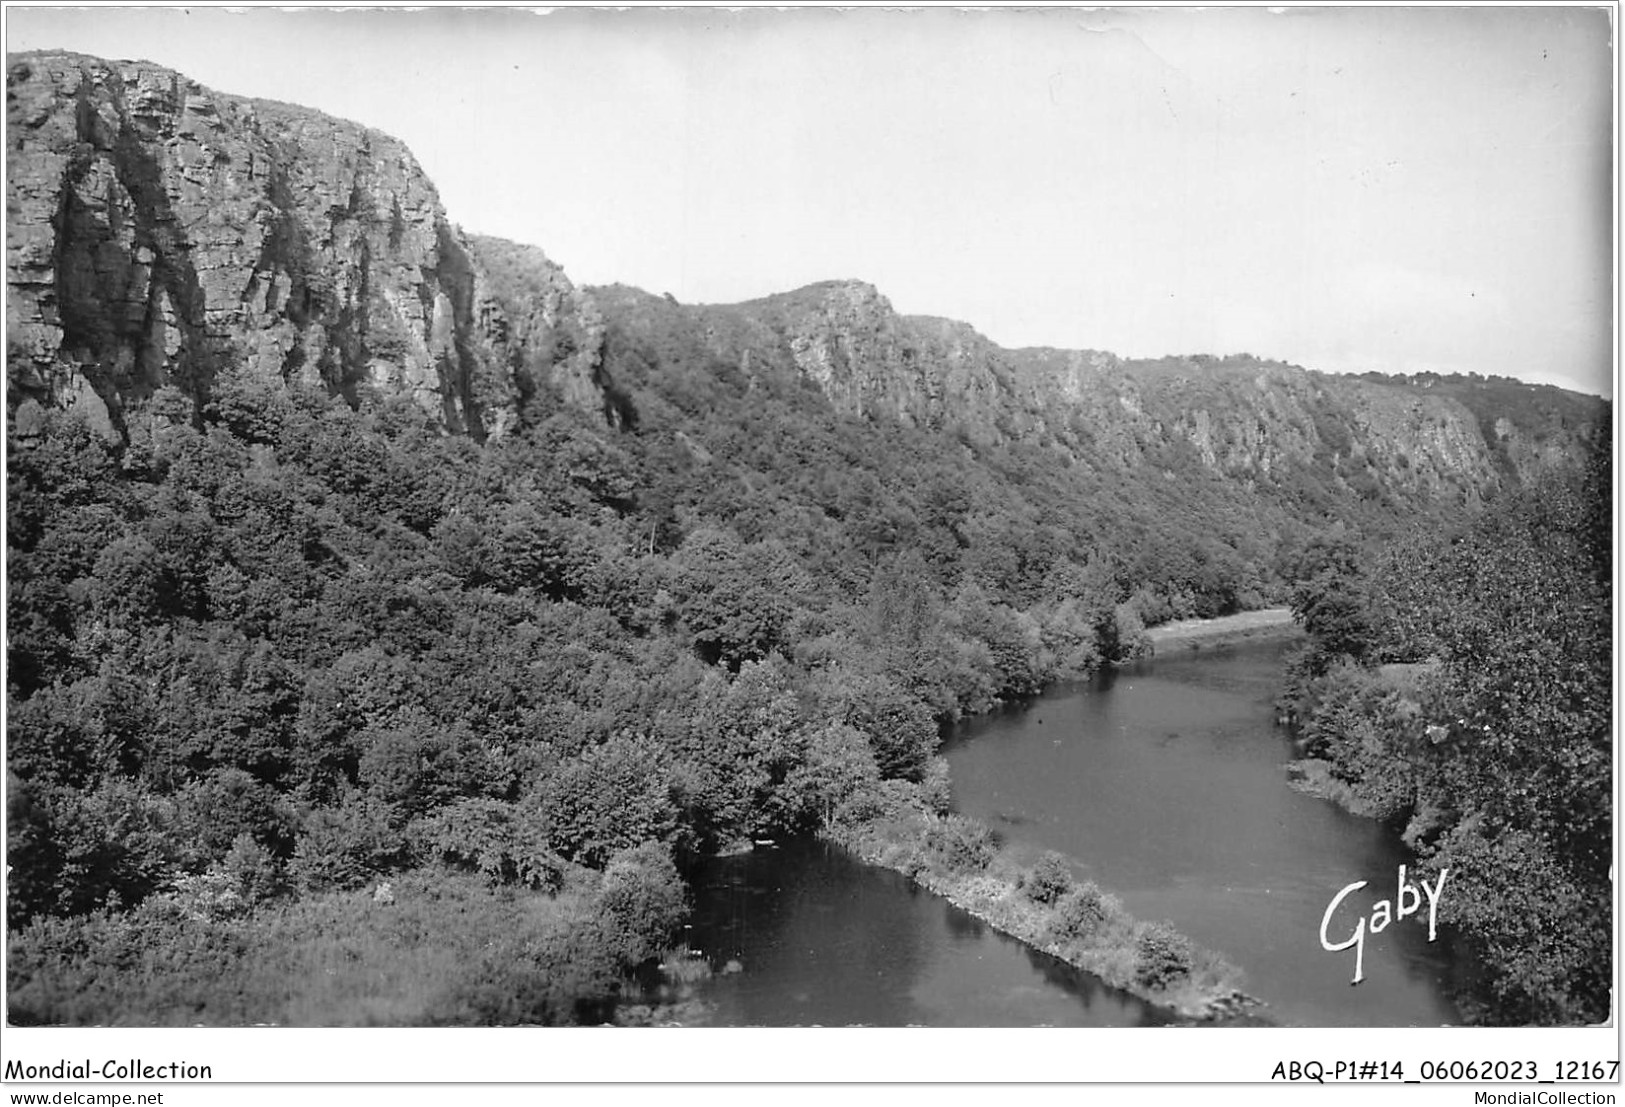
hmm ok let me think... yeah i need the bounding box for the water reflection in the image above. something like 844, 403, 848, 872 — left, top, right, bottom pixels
677, 839, 1171, 1026
659, 640, 1460, 1026
946, 639, 1461, 1027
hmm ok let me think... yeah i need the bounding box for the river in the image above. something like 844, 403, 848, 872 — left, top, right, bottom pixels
672, 637, 1461, 1026
668, 838, 1173, 1026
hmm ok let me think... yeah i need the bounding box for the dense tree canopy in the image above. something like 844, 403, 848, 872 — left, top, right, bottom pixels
1280, 439, 1612, 1024
7, 325, 1608, 1025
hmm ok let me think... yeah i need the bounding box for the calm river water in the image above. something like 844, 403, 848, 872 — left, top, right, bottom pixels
675, 839, 1172, 1026
945, 639, 1461, 1027
676, 638, 1461, 1026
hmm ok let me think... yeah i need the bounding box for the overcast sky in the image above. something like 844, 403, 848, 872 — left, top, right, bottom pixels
6, 6, 1614, 396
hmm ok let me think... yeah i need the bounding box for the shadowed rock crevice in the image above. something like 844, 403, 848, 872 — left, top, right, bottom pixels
51, 57, 219, 440
7, 51, 620, 440
7, 49, 1602, 488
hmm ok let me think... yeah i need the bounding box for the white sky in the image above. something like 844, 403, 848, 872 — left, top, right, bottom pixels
4, 5, 1615, 396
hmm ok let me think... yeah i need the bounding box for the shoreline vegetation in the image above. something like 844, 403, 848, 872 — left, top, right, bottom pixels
632, 607, 1295, 1026
1272, 454, 1611, 1025
822, 806, 1265, 1023
630, 606, 1299, 1027
817, 606, 1298, 1026
1284, 662, 1438, 815
1146, 606, 1302, 653
1282, 756, 1387, 818
4, 594, 1296, 1027
668, 606, 1297, 1026
792, 607, 1318, 1025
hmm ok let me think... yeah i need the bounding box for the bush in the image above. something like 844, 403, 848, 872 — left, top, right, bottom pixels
1023, 851, 1074, 905
178, 769, 298, 860
830, 775, 928, 830
1134, 921, 1194, 990
922, 815, 996, 874
540, 735, 679, 868
413, 798, 563, 890
222, 833, 287, 905
1048, 883, 1107, 941
820, 672, 941, 782
7, 778, 195, 925
876, 837, 929, 881
356, 712, 503, 820
288, 796, 408, 893
1110, 602, 1152, 661
918, 757, 954, 816
593, 842, 687, 967
780, 722, 879, 830
167, 869, 248, 922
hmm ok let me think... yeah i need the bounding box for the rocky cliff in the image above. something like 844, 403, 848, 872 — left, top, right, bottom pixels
6, 52, 607, 442
588, 281, 1604, 509
8, 51, 1603, 504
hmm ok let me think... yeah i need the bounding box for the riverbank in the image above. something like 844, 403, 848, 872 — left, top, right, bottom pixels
1282, 756, 1389, 818
1147, 607, 1301, 653
822, 808, 1265, 1024
1281, 660, 1439, 818
798, 612, 1288, 1024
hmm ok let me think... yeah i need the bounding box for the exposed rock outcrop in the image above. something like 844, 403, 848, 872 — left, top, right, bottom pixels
590, 282, 1604, 507
6, 51, 609, 441
463, 234, 631, 430
8, 49, 1602, 499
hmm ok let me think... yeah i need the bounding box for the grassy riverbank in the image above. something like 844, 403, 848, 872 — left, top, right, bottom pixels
1147, 607, 1301, 653
822, 787, 1263, 1023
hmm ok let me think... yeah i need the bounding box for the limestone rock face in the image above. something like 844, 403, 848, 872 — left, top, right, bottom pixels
779, 282, 1020, 432
6, 52, 608, 440
463, 234, 625, 430
602, 279, 1054, 439
1067, 358, 1503, 499
12, 50, 1599, 495
592, 280, 1603, 506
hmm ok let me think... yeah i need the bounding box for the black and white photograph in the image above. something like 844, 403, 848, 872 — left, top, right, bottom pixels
1, 1, 1616, 1092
